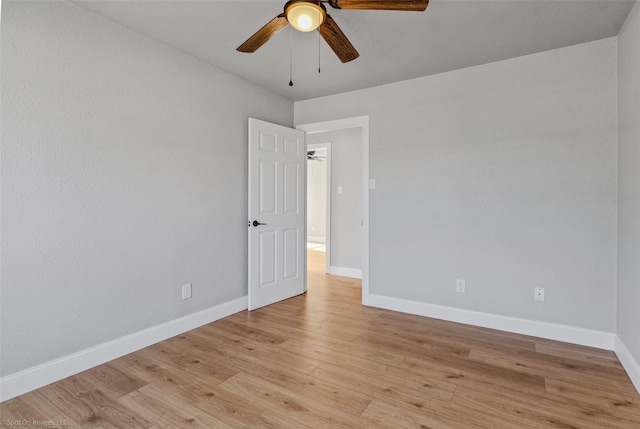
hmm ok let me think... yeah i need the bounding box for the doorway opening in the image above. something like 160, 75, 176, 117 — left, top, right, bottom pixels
306, 143, 331, 275
298, 116, 369, 301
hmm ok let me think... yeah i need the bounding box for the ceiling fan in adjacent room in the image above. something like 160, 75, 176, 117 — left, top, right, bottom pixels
237, 0, 429, 63
307, 150, 327, 161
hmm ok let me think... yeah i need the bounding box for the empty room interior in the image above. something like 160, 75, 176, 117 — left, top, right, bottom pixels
1, 0, 640, 427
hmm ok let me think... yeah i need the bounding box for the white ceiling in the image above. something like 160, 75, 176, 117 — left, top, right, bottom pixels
69, 0, 635, 101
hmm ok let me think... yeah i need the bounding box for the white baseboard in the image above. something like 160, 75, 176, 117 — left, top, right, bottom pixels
0, 296, 248, 402
615, 336, 640, 395
329, 266, 362, 279
307, 236, 326, 244
363, 293, 615, 350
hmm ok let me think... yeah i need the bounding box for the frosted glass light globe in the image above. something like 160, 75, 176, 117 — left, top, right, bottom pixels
286, 2, 325, 32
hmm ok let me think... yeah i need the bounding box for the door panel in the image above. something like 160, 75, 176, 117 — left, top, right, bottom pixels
258, 230, 277, 287
260, 161, 277, 214
248, 118, 306, 310
283, 163, 300, 214
283, 228, 299, 280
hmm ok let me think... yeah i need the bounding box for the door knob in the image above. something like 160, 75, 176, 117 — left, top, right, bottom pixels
252, 220, 267, 227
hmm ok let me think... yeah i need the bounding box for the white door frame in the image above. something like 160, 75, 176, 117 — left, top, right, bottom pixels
296, 116, 370, 303
307, 142, 332, 274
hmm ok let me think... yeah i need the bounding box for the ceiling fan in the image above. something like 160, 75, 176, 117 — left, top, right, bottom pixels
237, 0, 429, 63
307, 150, 327, 161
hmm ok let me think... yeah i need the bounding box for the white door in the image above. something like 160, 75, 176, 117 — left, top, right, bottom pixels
248, 118, 306, 311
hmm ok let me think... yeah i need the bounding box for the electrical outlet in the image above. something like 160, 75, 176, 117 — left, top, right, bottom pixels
182, 283, 192, 300
534, 287, 545, 302
456, 279, 466, 293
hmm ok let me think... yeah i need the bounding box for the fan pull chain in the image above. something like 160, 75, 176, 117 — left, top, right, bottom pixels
318, 8, 321, 74
318, 29, 321, 73
289, 27, 294, 87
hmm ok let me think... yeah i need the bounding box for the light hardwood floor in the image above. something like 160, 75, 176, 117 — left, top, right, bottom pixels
2, 249, 639, 428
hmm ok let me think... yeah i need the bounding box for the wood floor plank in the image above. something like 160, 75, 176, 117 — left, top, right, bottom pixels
0, 396, 79, 429
545, 378, 640, 420
109, 350, 266, 428
399, 350, 549, 394
215, 311, 406, 366
453, 383, 640, 429
75, 361, 149, 399
218, 372, 371, 429
118, 385, 233, 429
229, 309, 363, 342
172, 328, 371, 419
361, 394, 517, 429
108, 349, 215, 396
450, 388, 576, 429
311, 361, 457, 407
355, 329, 472, 362
361, 397, 457, 429
214, 317, 291, 344
182, 332, 373, 417
225, 310, 404, 365
35, 382, 152, 428
535, 342, 623, 368
468, 348, 633, 389
139, 339, 239, 384
242, 409, 316, 429
1, 248, 638, 428
288, 330, 458, 406
277, 337, 408, 374
186, 327, 323, 375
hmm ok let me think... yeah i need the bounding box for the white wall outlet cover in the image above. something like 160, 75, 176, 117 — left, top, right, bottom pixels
456, 279, 466, 293
369, 179, 376, 189
534, 287, 545, 301
338, 186, 343, 194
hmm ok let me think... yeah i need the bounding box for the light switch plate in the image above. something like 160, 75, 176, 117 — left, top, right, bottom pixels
182, 283, 192, 300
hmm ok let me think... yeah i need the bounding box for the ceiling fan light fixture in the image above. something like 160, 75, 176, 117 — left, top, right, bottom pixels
285, 1, 326, 32
238, 0, 429, 62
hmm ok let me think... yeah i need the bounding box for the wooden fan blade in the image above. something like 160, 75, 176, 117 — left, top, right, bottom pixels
318, 15, 359, 63
329, 0, 428, 11
237, 14, 289, 53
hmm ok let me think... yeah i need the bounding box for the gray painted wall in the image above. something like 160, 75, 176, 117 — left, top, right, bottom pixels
617, 1, 640, 366
296, 38, 618, 332
308, 128, 363, 270
0, 0, 293, 376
